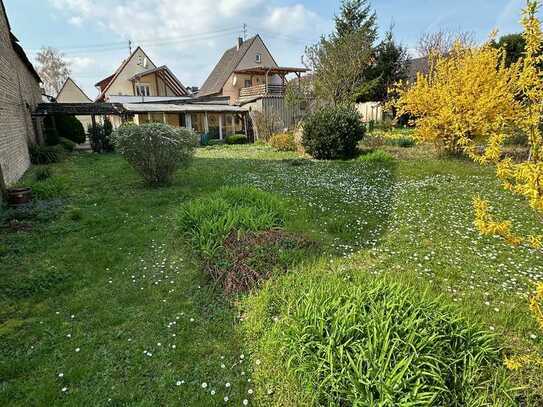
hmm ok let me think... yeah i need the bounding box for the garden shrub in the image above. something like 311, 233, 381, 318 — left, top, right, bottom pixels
88, 117, 115, 153
112, 123, 197, 186
243, 271, 514, 406
293, 125, 305, 154
251, 110, 284, 142
56, 115, 86, 144
225, 134, 248, 145
178, 186, 286, 259
302, 105, 365, 159
58, 137, 76, 151
43, 121, 60, 146
269, 133, 296, 152
29, 144, 65, 165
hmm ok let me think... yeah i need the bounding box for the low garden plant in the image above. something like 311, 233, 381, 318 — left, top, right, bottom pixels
225, 134, 248, 145
29, 144, 66, 165
243, 270, 515, 406
302, 104, 365, 159
359, 149, 394, 162
178, 186, 286, 259
112, 123, 197, 186
178, 186, 313, 294
269, 132, 296, 152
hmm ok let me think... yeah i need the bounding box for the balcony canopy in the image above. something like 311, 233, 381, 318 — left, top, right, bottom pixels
128, 65, 188, 96
233, 66, 309, 76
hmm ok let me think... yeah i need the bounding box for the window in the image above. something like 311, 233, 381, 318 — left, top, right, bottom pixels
136, 84, 150, 97
255, 53, 262, 63
244, 79, 252, 88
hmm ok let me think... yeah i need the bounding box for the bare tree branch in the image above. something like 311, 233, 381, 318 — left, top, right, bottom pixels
36, 47, 71, 96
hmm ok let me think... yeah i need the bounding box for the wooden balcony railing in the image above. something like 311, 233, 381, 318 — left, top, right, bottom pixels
239, 84, 285, 98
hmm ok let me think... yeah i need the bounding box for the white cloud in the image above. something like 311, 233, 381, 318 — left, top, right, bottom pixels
47, 0, 327, 96
264, 4, 322, 34
68, 16, 83, 26
66, 56, 95, 72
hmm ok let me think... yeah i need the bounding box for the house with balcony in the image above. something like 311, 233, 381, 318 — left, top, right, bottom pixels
198, 35, 308, 131
91, 46, 248, 139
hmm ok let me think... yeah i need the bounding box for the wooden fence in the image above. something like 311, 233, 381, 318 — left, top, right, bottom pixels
356, 102, 383, 123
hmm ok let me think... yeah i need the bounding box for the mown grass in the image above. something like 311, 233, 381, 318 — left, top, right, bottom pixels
0, 143, 542, 405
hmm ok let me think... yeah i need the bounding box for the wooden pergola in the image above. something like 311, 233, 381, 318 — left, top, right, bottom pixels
33, 102, 126, 134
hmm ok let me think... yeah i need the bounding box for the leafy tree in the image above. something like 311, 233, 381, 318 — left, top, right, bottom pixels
305, 0, 377, 105
492, 33, 526, 66
334, 0, 377, 42
305, 32, 374, 105
362, 28, 408, 102
36, 47, 71, 96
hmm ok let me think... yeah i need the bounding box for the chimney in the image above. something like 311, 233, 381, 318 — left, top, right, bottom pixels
237, 37, 243, 51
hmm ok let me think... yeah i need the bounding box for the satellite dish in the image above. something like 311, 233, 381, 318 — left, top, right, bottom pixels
143, 57, 148, 68
232, 75, 238, 86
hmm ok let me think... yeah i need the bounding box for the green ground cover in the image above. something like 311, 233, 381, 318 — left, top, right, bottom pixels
1, 143, 541, 405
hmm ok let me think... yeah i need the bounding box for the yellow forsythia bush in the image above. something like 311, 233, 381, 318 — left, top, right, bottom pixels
269, 132, 297, 152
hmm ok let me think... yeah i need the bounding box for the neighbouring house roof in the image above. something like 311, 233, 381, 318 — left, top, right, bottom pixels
57, 77, 92, 102
1, 0, 41, 83
198, 36, 260, 97
94, 73, 115, 90
128, 65, 188, 96
95, 46, 157, 102
123, 103, 247, 113
407, 56, 430, 83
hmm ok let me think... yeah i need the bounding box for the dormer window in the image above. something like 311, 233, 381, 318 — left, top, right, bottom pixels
136, 84, 150, 97
255, 53, 262, 64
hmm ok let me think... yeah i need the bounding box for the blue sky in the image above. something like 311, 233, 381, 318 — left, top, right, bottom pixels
3, 0, 529, 98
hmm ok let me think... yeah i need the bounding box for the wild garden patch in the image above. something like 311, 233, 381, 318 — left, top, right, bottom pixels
206, 229, 315, 295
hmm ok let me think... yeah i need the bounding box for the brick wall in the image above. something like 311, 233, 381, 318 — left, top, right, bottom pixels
0, 3, 43, 186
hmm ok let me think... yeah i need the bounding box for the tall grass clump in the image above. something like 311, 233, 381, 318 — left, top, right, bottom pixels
178, 186, 286, 259
243, 271, 514, 406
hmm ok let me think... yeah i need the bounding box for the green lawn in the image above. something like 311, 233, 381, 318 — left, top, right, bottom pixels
1, 144, 542, 405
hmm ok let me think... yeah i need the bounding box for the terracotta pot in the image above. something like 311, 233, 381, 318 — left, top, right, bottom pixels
6, 187, 33, 206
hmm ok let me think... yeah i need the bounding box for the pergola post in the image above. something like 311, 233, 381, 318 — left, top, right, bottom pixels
219, 114, 224, 140
0, 162, 7, 202
50, 114, 58, 136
